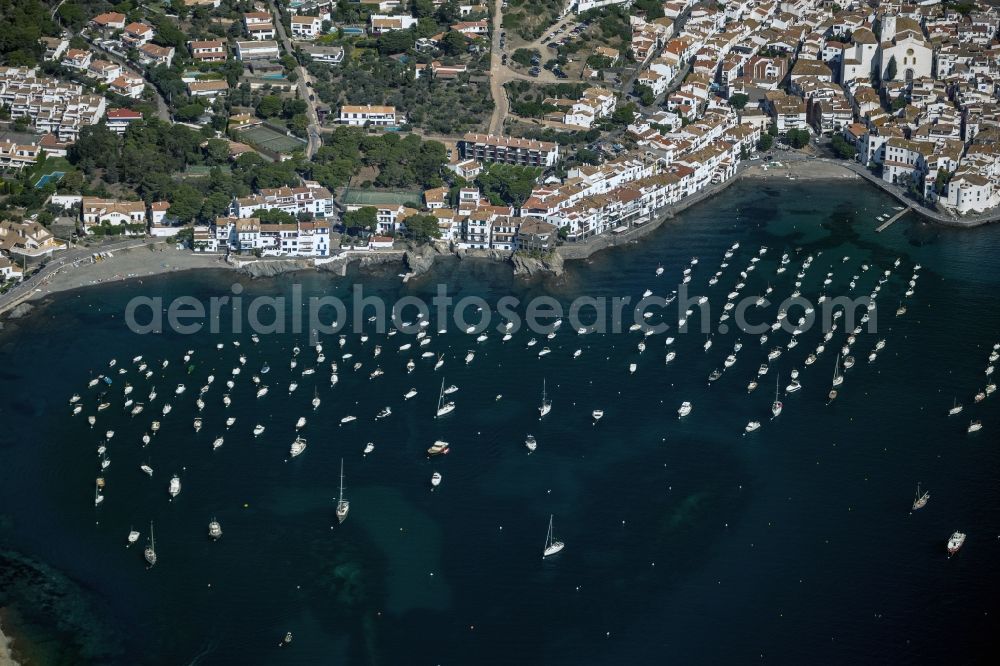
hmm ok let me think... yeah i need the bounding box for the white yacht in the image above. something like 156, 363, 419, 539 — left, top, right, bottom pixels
678, 401, 692, 417
538, 379, 552, 418
543, 515, 564, 558
436, 379, 455, 418
290, 436, 307, 457
336, 459, 349, 523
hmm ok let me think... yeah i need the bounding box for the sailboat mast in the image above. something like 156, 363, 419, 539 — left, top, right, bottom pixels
338, 458, 344, 503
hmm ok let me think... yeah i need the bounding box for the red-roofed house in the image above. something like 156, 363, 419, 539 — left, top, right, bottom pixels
106, 108, 143, 135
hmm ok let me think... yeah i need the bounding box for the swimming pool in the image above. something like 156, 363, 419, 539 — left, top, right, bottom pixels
34, 171, 65, 188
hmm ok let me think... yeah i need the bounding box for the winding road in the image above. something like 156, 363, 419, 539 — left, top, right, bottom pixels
268, 0, 322, 158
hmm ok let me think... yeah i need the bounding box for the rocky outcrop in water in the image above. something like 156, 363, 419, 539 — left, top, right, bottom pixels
510, 251, 565, 278
6, 303, 34, 319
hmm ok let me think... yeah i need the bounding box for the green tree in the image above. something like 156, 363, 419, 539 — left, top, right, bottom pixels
476, 164, 541, 207
729, 93, 749, 111
885, 55, 897, 81
257, 208, 297, 225
343, 206, 379, 232
511, 49, 538, 67
786, 128, 810, 149
256, 95, 283, 118
829, 134, 857, 159
402, 213, 441, 242
167, 184, 203, 223
757, 133, 774, 151
440, 30, 467, 56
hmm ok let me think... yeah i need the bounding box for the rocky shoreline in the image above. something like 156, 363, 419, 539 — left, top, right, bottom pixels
4, 158, 992, 317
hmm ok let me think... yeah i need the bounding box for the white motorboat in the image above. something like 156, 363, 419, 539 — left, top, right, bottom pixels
175, 384, 186, 395
665, 351, 676, 364
404, 388, 418, 400
745, 421, 761, 433
140, 464, 153, 476
592, 409, 604, 422
785, 379, 802, 394
525, 434, 537, 452
169, 475, 181, 498
629, 363, 637, 374
209, 519, 222, 540
376, 407, 392, 420
128, 528, 140, 545
257, 386, 269, 398
724, 354, 736, 368
967, 420, 982, 433
678, 401, 692, 417
947, 531, 966, 556
431, 472, 442, 488
295, 417, 307, 429
226, 417, 236, 428
340, 415, 356, 425
288, 382, 298, 393
290, 436, 307, 457
212, 436, 224, 450
253, 424, 265, 436
193, 418, 202, 432
427, 440, 450, 456
573, 349, 582, 358
364, 442, 375, 455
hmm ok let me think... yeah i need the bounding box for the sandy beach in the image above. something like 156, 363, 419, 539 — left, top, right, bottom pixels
741, 156, 861, 181
21, 244, 229, 304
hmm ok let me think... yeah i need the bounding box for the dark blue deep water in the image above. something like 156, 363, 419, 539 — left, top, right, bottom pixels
2, 179, 1000, 665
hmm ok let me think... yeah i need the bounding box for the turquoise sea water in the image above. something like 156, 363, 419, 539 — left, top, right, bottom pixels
2, 179, 1000, 664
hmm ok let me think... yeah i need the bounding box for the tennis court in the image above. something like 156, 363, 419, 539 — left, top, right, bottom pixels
341, 188, 423, 207
238, 125, 306, 154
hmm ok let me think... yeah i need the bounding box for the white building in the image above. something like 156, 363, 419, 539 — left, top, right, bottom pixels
338, 104, 402, 127
290, 15, 324, 40
235, 40, 280, 61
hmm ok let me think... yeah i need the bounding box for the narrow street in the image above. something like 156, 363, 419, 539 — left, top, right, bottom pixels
268, 0, 321, 158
